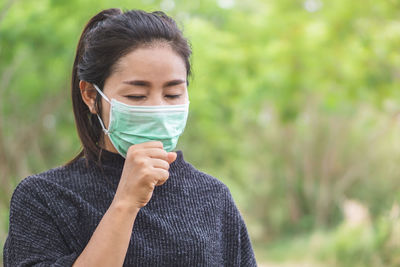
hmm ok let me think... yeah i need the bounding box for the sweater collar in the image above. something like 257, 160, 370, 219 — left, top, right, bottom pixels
98, 148, 185, 170
98, 149, 125, 169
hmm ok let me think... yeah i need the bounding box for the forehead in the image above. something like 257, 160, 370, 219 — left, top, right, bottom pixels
112, 44, 187, 80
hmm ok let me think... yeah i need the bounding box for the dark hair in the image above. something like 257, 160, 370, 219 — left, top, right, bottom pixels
69, 8, 192, 164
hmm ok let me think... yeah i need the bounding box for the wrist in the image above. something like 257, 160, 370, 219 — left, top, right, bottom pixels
111, 198, 141, 216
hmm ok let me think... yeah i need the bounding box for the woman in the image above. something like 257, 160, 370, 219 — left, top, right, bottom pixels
3, 8, 257, 266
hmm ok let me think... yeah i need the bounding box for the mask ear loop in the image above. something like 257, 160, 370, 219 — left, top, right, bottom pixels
93, 84, 111, 135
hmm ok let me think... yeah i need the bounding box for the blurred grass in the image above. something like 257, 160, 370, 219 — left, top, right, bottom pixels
253, 203, 400, 266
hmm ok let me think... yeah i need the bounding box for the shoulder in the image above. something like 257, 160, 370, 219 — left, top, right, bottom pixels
10, 159, 89, 204
172, 152, 234, 203
178, 160, 247, 226
172, 153, 230, 192
188, 164, 230, 194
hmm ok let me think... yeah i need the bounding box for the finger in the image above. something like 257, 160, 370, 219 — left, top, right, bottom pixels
153, 169, 170, 186
167, 152, 177, 164
156, 179, 168, 186
149, 158, 170, 170
132, 141, 164, 150
127, 147, 168, 162
143, 148, 169, 161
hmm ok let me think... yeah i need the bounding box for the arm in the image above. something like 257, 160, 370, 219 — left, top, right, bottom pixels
72, 142, 176, 267
71, 201, 139, 267
4, 142, 175, 267
237, 212, 258, 266
3, 179, 79, 267
222, 187, 258, 267
3, 180, 140, 267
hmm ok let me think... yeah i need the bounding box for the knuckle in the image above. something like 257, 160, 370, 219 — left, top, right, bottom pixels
126, 147, 139, 160
141, 169, 153, 179
136, 158, 146, 167
155, 141, 163, 148
127, 145, 137, 154
163, 171, 170, 179
158, 160, 168, 169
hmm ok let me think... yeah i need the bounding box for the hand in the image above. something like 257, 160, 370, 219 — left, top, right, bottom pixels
113, 141, 177, 211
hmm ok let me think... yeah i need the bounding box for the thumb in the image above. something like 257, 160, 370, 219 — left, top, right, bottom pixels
167, 152, 177, 164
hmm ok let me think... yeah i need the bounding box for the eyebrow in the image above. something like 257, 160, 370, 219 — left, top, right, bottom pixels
122, 79, 186, 88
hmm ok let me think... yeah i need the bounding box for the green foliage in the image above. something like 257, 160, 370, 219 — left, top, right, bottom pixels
244, 106, 400, 242
1, 0, 400, 265
314, 207, 400, 267
254, 203, 400, 266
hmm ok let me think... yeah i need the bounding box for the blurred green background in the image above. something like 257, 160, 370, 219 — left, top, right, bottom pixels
1, 0, 400, 266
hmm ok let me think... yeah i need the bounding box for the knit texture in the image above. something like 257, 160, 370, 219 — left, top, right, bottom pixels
3, 150, 257, 266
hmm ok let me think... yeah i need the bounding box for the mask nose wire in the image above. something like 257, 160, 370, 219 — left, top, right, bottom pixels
93, 84, 111, 135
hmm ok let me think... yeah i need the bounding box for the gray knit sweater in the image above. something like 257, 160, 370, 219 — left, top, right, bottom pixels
3, 150, 257, 266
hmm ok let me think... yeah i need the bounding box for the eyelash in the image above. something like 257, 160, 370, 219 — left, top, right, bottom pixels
125, 95, 181, 99
166, 95, 181, 99
126, 96, 145, 100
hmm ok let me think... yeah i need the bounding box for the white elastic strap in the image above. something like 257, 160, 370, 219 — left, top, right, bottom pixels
93, 84, 111, 103
93, 84, 110, 134
96, 114, 109, 135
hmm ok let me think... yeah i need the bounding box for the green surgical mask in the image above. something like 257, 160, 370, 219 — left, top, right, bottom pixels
93, 84, 189, 157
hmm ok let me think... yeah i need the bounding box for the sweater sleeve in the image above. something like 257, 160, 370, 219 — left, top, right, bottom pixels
3, 177, 78, 267
238, 210, 257, 266
222, 186, 257, 267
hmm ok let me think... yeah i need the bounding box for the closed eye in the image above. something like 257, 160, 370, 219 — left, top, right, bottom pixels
125, 95, 146, 100
165, 95, 181, 99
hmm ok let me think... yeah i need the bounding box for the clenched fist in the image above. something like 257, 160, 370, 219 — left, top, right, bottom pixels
113, 141, 177, 211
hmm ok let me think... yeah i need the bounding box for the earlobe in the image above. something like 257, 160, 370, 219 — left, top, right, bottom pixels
79, 80, 97, 114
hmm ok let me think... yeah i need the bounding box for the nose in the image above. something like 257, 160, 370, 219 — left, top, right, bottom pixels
146, 92, 166, 106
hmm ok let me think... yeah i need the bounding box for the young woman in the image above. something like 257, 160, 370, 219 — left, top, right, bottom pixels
3, 8, 257, 266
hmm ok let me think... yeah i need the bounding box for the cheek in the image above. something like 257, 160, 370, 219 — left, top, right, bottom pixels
183, 90, 190, 103
100, 99, 111, 127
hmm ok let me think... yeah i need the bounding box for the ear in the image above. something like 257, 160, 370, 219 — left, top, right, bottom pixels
79, 80, 97, 114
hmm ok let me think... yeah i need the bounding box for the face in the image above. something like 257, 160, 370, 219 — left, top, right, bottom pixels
80, 43, 188, 153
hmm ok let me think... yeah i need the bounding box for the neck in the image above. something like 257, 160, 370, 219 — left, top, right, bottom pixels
99, 133, 119, 154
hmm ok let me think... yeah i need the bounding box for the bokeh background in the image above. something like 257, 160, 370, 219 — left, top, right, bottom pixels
1, 0, 400, 266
